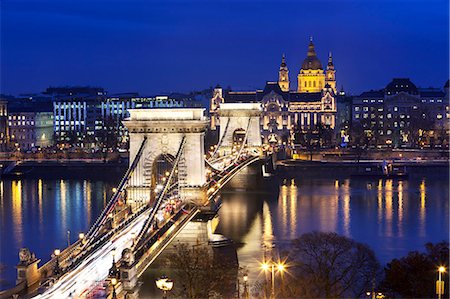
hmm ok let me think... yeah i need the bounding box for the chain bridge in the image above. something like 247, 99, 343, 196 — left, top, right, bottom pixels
0, 104, 264, 299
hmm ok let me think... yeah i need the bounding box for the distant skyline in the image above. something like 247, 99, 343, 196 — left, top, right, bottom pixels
1, 0, 449, 96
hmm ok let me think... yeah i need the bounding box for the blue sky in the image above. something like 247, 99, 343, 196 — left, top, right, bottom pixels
1, 0, 448, 95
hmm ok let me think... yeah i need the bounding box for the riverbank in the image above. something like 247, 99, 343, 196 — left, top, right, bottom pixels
0, 159, 128, 178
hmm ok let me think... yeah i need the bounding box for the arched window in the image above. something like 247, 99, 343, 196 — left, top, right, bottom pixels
313, 81, 316, 88
305, 81, 307, 87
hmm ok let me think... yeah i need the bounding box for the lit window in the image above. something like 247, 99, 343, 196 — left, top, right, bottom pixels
437, 114, 443, 119
363, 107, 368, 111
394, 122, 398, 127
355, 107, 360, 111
363, 114, 368, 118
355, 114, 360, 119
387, 130, 392, 135
387, 113, 392, 119
394, 107, 398, 112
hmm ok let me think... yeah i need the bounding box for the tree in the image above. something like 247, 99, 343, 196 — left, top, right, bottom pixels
382, 241, 449, 298
167, 243, 236, 298
282, 232, 380, 298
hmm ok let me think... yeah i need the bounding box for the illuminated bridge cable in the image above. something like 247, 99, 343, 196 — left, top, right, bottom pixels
84, 137, 148, 244
132, 136, 186, 251
210, 117, 230, 159
233, 117, 251, 165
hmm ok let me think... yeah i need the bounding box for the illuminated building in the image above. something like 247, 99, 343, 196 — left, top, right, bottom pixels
0, 100, 8, 151
351, 78, 449, 148
210, 38, 337, 146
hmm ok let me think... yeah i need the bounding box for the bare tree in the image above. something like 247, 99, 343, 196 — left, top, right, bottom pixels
168, 243, 236, 298
283, 232, 380, 298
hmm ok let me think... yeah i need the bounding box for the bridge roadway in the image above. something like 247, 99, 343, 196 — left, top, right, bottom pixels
31, 152, 260, 298
34, 207, 151, 298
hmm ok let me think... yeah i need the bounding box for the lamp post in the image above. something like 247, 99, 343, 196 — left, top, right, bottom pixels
156, 275, 173, 299
79, 232, 85, 245
437, 266, 446, 299
109, 249, 118, 278
111, 277, 117, 299
54, 249, 61, 276
261, 260, 285, 299
243, 273, 249, 299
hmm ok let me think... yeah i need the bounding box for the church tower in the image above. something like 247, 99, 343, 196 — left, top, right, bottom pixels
278, 54, 290, 92
297, 37, 325, 93
325, 52, 336, 93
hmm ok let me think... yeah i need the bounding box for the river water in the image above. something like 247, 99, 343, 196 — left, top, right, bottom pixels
0, 166, 448, 295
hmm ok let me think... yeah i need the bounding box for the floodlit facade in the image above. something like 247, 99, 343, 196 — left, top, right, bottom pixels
210, 39, 338, 146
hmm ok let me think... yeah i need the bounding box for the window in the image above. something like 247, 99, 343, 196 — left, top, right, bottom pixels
355, 107, 360, 111
363, 107, 368, 112
394, 122, 398, 127
378, 108, 384, 112
387, 130, 392, 135
387, 113, 392, 119
437, 114, 443, 119
363, 113, 368, 118
355, 114, 360, 119
394, 107, 398, 112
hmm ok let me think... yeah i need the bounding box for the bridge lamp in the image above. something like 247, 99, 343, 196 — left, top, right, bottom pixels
111, 278, 117, 299
165, 171, 170, 177
54, 249, 61, 257
79, 233, 85, 245
112, 187, 117, 193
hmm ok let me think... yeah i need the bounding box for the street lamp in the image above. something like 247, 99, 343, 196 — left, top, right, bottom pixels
109, 249, 118, 277
260, 260, 285, 299
243, 273, 249, 299
79, 232, 85, 245
111, 277, 117, 299
156, 275, 174, 299
437, 266, 446, 299
54, 249, 61, 276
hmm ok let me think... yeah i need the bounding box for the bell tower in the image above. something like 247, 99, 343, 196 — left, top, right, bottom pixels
325, 52, 336, 93
278, 54, 290, 92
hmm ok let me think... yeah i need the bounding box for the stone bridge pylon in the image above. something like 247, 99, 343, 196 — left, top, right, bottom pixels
123, 108, 209, 208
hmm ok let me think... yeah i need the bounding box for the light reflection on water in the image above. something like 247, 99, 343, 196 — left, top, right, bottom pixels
216, 167, 449, 285
0, 167, 448, 293
0, 178, 117, 289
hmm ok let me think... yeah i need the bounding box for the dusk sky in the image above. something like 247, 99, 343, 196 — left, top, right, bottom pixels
1, 0, 449, 96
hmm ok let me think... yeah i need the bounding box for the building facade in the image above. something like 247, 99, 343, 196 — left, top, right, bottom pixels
210, 39, 338, 146
351, 78, 449, 148
0, 100, 8, 151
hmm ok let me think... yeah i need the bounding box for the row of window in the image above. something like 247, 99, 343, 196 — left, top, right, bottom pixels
8, 121, 35, 126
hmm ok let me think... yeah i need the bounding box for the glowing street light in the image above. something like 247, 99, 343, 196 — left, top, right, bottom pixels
111, 277, 117, 299
112, 187, 117, 193
260, 260, 286, 298
437, 266, 446, 299
53, 249, 61, 276
156, 275, 174, 299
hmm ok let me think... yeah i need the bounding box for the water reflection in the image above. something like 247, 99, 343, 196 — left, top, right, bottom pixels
0, 177, 119, 288
217, 166, 449, 271
420, 179, 426, 237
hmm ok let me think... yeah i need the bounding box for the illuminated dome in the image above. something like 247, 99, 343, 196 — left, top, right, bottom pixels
301, 39, 323, 70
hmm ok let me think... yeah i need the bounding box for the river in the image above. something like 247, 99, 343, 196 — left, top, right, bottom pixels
0, 166, 448, 296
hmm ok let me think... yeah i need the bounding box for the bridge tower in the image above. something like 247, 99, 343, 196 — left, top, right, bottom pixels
123, 108, 209, 209
217, 103, 262, 156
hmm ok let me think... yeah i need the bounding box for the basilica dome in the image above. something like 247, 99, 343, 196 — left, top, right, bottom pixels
301, 40, 323, 70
